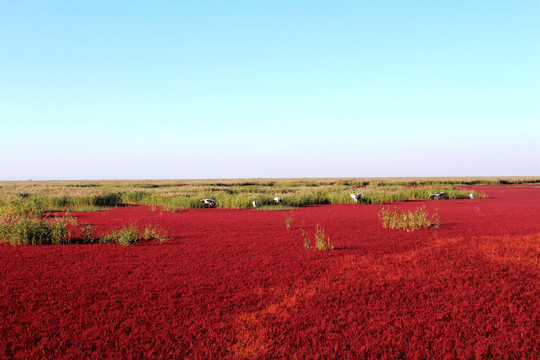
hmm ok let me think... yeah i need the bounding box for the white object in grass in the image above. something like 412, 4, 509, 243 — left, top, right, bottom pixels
428, 192, 447, 200
200, 199, 216, 207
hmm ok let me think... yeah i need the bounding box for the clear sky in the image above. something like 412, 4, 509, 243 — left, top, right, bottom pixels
1, 1, 539, 180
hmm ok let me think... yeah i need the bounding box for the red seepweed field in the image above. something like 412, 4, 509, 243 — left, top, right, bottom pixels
1, 185, 539, 359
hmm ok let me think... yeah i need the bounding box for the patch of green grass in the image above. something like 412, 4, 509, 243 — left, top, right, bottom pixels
0, 198, 43, 218
0, 216, 170, 246
142, 224, 170, 243
80, 224, 95, 244
69, 206, 106, 212
100, 224, 140, 246
0, 217, 73, 245
0, 178, 496, 213
258, 204, 296, 211
379, 205, 440, 232
98, 223, 170, 246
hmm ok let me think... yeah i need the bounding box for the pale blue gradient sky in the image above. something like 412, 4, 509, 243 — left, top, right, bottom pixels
1, 1, 539, 180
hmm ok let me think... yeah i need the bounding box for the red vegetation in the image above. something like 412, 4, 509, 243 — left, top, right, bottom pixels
1, 186, 539, 359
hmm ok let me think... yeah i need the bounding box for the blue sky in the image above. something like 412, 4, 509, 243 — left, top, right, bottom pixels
1, 1, 538, 180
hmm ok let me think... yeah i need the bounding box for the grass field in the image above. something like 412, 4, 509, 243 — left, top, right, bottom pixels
3, 176, 536, 217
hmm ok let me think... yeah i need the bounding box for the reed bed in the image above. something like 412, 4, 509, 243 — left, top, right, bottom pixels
0, 217, 74, 245
1, 176, 532, 215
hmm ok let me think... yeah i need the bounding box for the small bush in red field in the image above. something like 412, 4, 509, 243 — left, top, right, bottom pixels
79, 223, 95, 243
99, 224, 140, 246
379, 205, 439, 231
98, 223, 170, 246
142, 224, 170, 243
302, 223, 334, 250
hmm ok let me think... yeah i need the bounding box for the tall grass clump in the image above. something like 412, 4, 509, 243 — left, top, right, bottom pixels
284, 216, 293, 229
99, 224, 140, 246
302, 223, 334, 250
142, 224, 170, 243
0, 217, 75, 245
302, 228, 310, 249
98, 223, 170, 246
378, 205, 440, 232
79, 224, 95, 244
0, 198, 43, 218
314, 224, 334, 250
0, 215, 169, 246
92, 192, 123, 206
